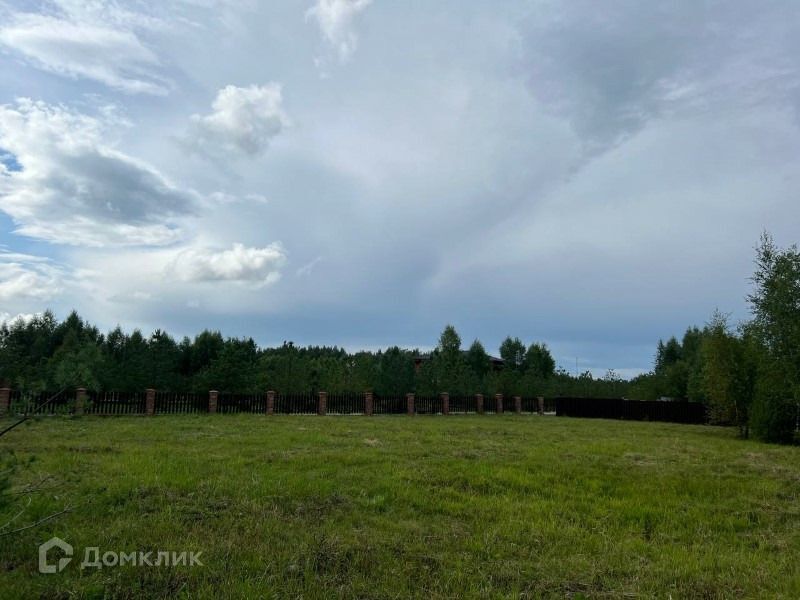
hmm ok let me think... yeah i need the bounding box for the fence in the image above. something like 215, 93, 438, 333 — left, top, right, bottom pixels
0, 387, 708, 425
327, 392, 365, 415
555, 397, 707, 424
7, 389, 76, 415
273, 392, 317, 415
87, 391, 146, 415
373, 395, 406, 415
218, 393, 265, 414
449, 395, 477, 414
155, 391, 207, 414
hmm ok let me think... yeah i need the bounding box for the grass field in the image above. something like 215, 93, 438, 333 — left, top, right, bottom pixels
0, 415, 799, 599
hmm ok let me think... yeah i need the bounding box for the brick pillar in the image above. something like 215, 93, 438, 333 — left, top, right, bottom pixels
318, 391, 327, 416
209, 390, 218, 414
266, 390, 275, 415
537, 396, 544, 415
441, 392, 449, 415
0, 388, 10, 417
365, 391, 374, 416
145, 388, 156, 416
514, 396, 522, 415
475, 393, 484, 415
75, 387, 87, 416
495, 393, 503, 414
406, 393, 415, 416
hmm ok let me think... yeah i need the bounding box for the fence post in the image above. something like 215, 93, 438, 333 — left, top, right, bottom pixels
266, 390, 275, 415
318, 391, 327, 416
209, 390, 218, 414
365, 391, 373, 416
145, 388, 156, 416
495, 393, 503, 414
406, 393, 415, 416
0, 388, 10, 417
74, 387, 87, 416
514, 396, 522, 415
537, 396, 544, 415
475, 393, 484, 415
441, 392, 449, 416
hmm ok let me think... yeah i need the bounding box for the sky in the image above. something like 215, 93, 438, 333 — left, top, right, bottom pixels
0, 0, 799, 377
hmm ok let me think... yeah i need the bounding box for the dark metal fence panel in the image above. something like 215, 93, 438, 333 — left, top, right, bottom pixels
9, 390, 75, 415
414, 395, 441, 415
155, 391, 207, 414
520, 397, 538, 413
373, 395, 405, 415
327, 392, 364, 415
555, 397, 707, 424
86, 391, 146, 415
449, 395, 477, 414
218, 393, 266, 414
274, 392, 317, 414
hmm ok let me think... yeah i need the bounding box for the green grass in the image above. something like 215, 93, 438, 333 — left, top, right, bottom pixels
1, 415, 799, 599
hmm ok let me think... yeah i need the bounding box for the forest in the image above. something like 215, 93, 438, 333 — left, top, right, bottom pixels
1, 234, 798, 443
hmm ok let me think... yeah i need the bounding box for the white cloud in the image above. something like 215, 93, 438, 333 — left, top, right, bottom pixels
0, 99, 197, 247
0, 312, 40, 325
306, 0, 371, 66
296, 256, 323, 277
208, 191, 269, 205
0, 13, 170, 95
168, 242, 286, 285
189, 84, 289, 156
0, 251, 64, 301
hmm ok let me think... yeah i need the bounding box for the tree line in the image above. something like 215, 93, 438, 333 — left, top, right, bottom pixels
0, 313, 627, 399
1, 233, 798, 443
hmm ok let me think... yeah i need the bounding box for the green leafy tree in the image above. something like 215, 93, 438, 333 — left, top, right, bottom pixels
428, 325, 469, 394
465, 339, 490, 383
199, 338, 260, 392
48, 329, 103, 390
747, 233, 800, 442
375, 347, 415, 396
701, 311, 756, 436
524, 343, 555, 379
499, 337, 526, 371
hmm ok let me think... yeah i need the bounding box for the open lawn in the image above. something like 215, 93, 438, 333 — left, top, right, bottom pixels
0, 415, 799, 598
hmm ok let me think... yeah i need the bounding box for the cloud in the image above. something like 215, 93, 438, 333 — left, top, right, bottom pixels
0, 312, 40, 325
0, 99, 197, 247
306, 0, 371, 66
168, 242, 286, 285
0, 251, 64, 301
0, 13, 170, 95
521, 1, 800, 153
296, 256, 323, 277
189, 84, 289, 156
207, 191, 270, 205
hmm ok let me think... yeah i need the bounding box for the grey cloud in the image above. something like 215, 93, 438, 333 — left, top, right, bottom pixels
521, 1, 800, 152
0, 99, 197, 247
